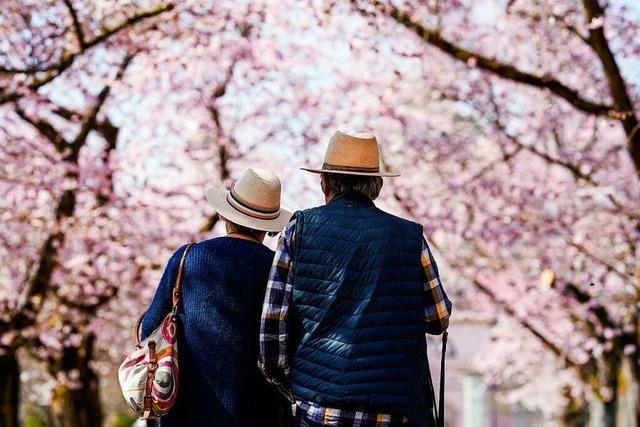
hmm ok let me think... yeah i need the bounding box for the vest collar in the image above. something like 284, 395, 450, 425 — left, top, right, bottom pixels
328, 192, 375, 208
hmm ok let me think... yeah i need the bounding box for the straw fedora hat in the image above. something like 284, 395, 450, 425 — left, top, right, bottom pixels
206, 168, 292, 232
301, 131, 399, 177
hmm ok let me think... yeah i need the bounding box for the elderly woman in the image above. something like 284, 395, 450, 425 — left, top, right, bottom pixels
140, 168, 292, 427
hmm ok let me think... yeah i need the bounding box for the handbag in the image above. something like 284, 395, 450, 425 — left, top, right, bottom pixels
117, 243, 194, 419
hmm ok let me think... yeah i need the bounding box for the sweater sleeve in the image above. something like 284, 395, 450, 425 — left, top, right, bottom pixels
140, 244, 189, 340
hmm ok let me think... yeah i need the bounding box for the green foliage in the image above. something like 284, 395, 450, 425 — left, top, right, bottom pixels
110, 412, 137, 427
23, 411, 47, 427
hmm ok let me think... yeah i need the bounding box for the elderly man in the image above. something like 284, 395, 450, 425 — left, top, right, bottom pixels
259, 131, 452, 427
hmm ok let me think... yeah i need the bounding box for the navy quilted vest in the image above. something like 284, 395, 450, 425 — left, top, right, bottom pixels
290, 193, 432, 426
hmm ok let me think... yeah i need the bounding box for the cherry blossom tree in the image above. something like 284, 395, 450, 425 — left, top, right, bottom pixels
1, 48, 155, 427
2, 0, 638, 426
219, 0, 639, 424
0, 1, 265, 425
298, 0, 639, 424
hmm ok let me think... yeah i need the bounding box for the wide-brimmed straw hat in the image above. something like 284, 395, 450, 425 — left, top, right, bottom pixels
206, 168, 292, 232
301, 131, 399, 177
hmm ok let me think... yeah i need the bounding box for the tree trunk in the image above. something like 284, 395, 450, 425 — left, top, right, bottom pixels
601, 359, 620, 427
48, 334, 102, 427
602, 397, 617, 427
561, 386, 590, 427
49, 371, 102, 427
50, 385, 79, 427
0, 352, 20, 427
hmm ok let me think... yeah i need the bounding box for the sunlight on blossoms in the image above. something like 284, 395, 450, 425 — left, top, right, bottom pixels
1, 0, 639, 426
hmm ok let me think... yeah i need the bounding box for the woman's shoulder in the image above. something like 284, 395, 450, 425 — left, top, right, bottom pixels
188, 237, 275, 258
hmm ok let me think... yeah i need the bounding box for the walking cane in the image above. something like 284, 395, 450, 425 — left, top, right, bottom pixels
438, 331, 448, 427
426, 331, 448, 427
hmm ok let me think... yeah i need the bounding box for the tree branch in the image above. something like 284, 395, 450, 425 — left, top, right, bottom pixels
560, 282, 617, 330
518, 129, 594, 183
84, 3, 174, 50
96, 54, 135, 204
67, 53, 134, 161
511, 9, 589, 45
55, 287, 118, 312
569, 241, 633, 282
14, 106, 67, 151
0, 54, 134, 346
581, 0, 640, 175
201, 62, 240, 232
14, 53, 133, 160
487, 87, 639, 220
486, 89, 596, 184
472, 278, 584, 370
371, 0, 640, 176
63, 0, 87, 50
391, 192, 602, 382
0, 3, 173, 104
357, 0, 614, 116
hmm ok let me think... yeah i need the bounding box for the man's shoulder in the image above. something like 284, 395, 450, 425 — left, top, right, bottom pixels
375, 208, 423, 234
295, 204, 324, 215
292, 204, 325, 223
294, 204, 423, 234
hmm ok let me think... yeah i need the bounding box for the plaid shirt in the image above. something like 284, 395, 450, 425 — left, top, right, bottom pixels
259, 219, 452, 426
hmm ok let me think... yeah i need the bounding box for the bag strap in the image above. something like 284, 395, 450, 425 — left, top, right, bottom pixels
171, 243, 194, 312
135, 243, 194, 344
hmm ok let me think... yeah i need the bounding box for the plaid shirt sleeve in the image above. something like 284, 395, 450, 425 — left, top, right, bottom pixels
259, 219, 296, 389
421, 238, 452, 335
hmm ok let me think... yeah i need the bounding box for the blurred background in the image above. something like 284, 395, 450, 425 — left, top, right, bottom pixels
1, 1, 639, 426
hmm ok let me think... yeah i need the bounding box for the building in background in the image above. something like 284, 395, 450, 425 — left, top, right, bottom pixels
430, 318, 546, 427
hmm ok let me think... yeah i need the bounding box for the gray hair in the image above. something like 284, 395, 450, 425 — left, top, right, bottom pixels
321, 173, 383, 200
222, 217, 271, 238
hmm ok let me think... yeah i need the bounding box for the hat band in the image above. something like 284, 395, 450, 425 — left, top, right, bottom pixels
322, 162, 380, 173
227, 189, 281, 220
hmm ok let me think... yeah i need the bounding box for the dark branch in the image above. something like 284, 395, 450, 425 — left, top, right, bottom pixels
558, 280, 633, 365
55, 287, 118, 312
0, 3, 173, 104
512, 9, 589, 44
63, 0, 87, 50
520, 135, 593, 182
0, 232, 67, 340
95, 119, 119, 146
14, 106, 67, 151
84, 4, 175, 50
560, 282, 617, 330
201, 62, 239, 232
95, 54, 136, 204
67, 53, 134, 161
52, 105, 80, 121
357, 0, 614, 116
472, 278, 585, 371
200, 214, 220, 233
486, 86, 639, 220
486, 89, 595, 184
1, 54, 134, 344
569, 242, 633, 281
391, 192, 598, 379
0, 55, 75, 104
581, 0, 640, 175
65, 87, 109, 162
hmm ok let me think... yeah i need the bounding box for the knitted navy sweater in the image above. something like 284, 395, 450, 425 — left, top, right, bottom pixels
141, 237, 281, 427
